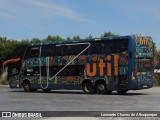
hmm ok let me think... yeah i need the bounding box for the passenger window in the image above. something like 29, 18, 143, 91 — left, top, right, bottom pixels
56, 46, 64, 56
56, 44, 90, 56
49, 65, 84, 76
24, 46, 40, 59
117, 39, 129, 53
41, 45, 55, 57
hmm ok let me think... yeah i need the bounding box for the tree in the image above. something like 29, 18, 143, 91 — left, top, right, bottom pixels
46, 35, 63, 42
155, 50, 160, 69
30, 38, 41, 43
67, 36, 71, 41
102, 31, 118, 37
72, 35, 80, 41
86, 34, 93, 39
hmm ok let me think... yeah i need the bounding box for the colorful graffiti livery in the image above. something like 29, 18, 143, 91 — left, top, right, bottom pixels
135, 35, 153, 58
4, 34, 154, 94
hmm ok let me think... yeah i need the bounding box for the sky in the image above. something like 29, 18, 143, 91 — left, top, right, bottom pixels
0, 0, 160, 49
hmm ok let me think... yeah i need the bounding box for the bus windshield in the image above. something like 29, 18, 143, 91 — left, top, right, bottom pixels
135, 36, 153, 72
136, 59, 152, 72
136, 36, 153, 58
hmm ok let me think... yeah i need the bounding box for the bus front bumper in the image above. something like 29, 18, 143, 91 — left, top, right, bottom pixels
128, 80, 153, 90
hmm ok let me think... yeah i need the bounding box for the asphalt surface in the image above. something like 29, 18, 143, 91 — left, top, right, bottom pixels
0, 85, 160, 112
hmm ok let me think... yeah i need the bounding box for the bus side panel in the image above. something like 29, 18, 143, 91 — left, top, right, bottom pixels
127, 36, 139, 90
116, 51, 129, 91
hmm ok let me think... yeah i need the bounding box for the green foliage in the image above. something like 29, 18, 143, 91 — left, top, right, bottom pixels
30, 38, 41, 43
72, 35, 80, 41
86, 34, 93, 39
102, 31, 119, 37
67, 36, 71, 41
1, 79, 8, 85
154, 43, 160, 69
45, 35, 63, 42
0, 76, 8, 85
153, 74, 160, 86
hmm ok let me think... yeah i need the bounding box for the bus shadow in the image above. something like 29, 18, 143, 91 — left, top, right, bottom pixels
8, 90, 149, 95
8, 90, 84, 94
111, 92, 149, 96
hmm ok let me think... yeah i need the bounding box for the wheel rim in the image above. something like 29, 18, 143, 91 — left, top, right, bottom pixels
24, 83, 30, 91
25, 84, 29, 90
97, 84, 105, 92
85, 84, 92, 92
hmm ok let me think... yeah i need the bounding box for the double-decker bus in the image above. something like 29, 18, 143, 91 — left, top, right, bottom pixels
3, 35, 154, 94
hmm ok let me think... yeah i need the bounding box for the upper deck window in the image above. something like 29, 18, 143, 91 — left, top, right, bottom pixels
24, 46, 39, 59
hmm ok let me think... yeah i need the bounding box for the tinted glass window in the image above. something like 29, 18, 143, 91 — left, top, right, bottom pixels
90, 42, 105, 54
9, 45, 28, 59
56, 44, 90, 56
56, 45, 66, 56
72, 44, 89, 55
117, 39, 129, 53
24, 46, 39, 59
41, 45, 55, 57
103, 39, 129, 54
136, 59, 152, 72
8, 63, 20, 79
49, 65, 84, 76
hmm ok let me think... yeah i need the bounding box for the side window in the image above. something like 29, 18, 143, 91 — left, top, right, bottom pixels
56, 44, 90, 56
24, 46, 39, 59
75, 44, 90, 55
10, 45, 28, 59
65, 46, 72, 55
8, 63, 20, 79
117, 39, 129, 53
56, 45, 65, 56
41, 45, 56, 57
91, 42, 102, 54
82, 44, 91, 55
49, 65, 84, 76
83, 42, 104, 55
104, 41, 112, 54
111, 40, 118, 53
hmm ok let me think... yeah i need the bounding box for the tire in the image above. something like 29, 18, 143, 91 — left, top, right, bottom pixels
117, 90, 127, 95
82, 82, 95, 94
23, 82, 31, 92
43, 89, 51, 93
96, 82, 107, 94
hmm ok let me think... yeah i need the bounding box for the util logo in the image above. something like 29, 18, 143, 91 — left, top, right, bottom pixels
136, 38, 152, 46
86, 54, 119, 77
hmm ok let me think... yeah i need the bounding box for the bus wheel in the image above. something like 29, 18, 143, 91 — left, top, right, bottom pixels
96, 82, 106, 94
43, 89, 51, 93
117, 90, 127, 95
82, 82, 95, 94
23, 82, 31, 92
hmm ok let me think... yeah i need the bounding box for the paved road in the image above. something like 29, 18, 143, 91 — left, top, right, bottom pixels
0, 85, 160, 112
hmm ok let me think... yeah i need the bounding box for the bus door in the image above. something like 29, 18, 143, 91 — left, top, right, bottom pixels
39, 46, 49, 89
22, 45, 46, 88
